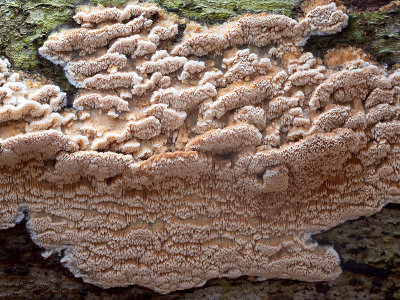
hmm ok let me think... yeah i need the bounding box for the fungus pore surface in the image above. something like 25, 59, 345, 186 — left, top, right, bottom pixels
0, 1, 400, 294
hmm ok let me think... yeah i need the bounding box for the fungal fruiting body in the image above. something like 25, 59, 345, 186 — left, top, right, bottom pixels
0, 2, 400, 294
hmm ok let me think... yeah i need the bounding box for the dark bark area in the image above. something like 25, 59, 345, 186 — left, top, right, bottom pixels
340, 0, 394, 11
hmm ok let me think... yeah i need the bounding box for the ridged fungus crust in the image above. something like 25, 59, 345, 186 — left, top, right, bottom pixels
0, 1, 399, 294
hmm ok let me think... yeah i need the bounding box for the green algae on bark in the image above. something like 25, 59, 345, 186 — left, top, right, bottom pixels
0, 0, 129, 71
0, 0, 74, 71
0, 0, 130, 100
155, 0, 298, 23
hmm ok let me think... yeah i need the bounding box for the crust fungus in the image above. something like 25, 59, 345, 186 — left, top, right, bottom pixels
1, 1, 400, 295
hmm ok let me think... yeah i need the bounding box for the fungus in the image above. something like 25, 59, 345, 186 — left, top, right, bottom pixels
185, 123, 262, 154
1, 1, 399, 295
74, 93, 130, 112
222, 49, 273, 83
233, 105, 266, 129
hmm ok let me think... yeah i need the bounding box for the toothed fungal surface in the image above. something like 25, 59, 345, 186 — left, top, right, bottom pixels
0, 1, 399, 294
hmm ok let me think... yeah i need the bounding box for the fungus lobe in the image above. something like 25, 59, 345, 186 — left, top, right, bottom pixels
0, 1, 399, 294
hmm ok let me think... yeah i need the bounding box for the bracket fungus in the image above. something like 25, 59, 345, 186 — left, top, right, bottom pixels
0, 1, 400, 294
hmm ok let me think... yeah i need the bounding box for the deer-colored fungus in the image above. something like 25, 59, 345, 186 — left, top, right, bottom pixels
0, 1, 399, 294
